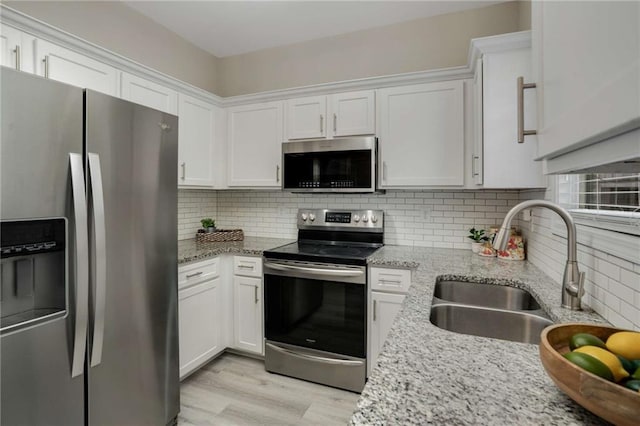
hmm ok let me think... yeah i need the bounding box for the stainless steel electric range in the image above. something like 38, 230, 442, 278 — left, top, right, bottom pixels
263, 208, 384, 393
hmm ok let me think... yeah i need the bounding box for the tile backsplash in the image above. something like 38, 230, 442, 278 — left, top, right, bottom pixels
177, 190, 218, 240
214, 190, 521, 248
520, 189, 640, 331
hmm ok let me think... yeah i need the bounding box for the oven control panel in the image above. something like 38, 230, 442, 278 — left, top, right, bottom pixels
297, 209, 384, 230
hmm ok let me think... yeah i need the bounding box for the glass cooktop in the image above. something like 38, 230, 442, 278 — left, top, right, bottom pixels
263, 242, 381, 266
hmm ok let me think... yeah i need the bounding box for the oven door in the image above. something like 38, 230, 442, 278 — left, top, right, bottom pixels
263, 260, 366, 358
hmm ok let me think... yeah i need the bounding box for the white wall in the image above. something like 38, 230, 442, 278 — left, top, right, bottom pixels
520, 189, 640, 331
4, 0, 220, 93
217, 1, 530, 96
214, 190, 520, 247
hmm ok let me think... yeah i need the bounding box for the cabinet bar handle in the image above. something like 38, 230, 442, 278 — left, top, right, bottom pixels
254, 285, 259, 304
373, 300, 377, 321
382, 161, 387, 182
472, 155, 480, 177
14, 45, 20, 70
333, 113, 337, 133
380, 279, 402, 284
186, 271, 203, 278
180, 162, 186, 180
43, 55, 50, 78
320, 114, 324, 133
276, 164, 280, 183
517, 76, 537, 143
239, 264, 254, 269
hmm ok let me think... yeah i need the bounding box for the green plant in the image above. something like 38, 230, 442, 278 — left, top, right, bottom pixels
201, 218, 215, 229
467, 227, 489, 242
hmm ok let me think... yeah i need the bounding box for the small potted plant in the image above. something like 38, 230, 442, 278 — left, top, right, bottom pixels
201, 218, 216, 233
467, 227, 489, 253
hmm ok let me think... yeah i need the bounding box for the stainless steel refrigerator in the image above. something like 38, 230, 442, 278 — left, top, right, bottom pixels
1, 68, 180, 425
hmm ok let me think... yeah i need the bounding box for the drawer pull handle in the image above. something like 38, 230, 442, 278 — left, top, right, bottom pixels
254, 285, 259, 304
238, 264, 254, 269
186, 271, 203, 278
373, 300, 377, 321
379, 279, 402, 284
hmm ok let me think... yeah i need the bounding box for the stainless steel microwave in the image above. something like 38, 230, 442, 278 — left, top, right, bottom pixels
282, 136, 378, 193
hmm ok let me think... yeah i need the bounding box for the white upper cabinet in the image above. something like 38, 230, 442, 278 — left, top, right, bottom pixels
286, 95, 326, 140
331, 90, 375, 137
121, 72, 178, 115
34, 39, 119, 96
532, 1, 640, 163
0, 24, 35, 74
227, 102, 283, 187
471, 33, 545, 188
285, 90, 375, 140
377, 81, 464, 187
178, 93, 218, 187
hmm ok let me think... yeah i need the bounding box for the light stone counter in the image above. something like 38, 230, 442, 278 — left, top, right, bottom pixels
354, 245, 608, 425
178, 237, 293, 265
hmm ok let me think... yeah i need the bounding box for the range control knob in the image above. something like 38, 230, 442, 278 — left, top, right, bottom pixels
371, 215, 378, 223
353, 214, 361, 223
362, 216, 369, 223
309, 213, 316, 222
301, 213, 308, 221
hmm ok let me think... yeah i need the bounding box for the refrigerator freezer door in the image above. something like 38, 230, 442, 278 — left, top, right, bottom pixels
1, 68, 85, 425
85, 91, 179, 425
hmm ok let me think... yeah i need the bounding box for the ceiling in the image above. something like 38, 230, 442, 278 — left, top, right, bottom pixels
124, 1, 505, 58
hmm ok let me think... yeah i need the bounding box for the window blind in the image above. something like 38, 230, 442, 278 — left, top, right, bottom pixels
557, 173, 640, 236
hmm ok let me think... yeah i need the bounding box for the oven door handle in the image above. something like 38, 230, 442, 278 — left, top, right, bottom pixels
264, 261, 364, 277
266, 343, 364, 366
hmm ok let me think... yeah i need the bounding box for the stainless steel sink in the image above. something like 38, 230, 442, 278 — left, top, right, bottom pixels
433, 280, 541, 310
429, 304, 553, 344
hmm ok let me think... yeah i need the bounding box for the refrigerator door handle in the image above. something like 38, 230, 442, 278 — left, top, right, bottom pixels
88, 153, 107, 367
69, 153, 89, 378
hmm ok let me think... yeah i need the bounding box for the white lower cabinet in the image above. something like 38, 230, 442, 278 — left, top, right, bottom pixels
232, 255, 264, 355
178, 275, 223, 379
368, 266, 412, 373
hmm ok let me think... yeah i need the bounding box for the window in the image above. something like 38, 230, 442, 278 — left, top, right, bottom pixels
557, 173, 640, 236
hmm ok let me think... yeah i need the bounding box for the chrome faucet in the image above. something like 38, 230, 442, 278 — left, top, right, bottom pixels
493, 200, 585, 310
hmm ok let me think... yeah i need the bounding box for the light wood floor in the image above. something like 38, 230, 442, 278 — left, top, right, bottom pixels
178, 352, 360, 425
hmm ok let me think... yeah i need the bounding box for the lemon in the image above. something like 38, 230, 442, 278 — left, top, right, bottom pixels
574, 346, 630, 382
606, 331, 640, 360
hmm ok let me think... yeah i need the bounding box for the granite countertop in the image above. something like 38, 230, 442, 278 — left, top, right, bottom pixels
178, 236, 294, 264
354, 245, 609, 425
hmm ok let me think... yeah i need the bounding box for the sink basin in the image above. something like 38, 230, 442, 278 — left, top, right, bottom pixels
434, 280, 541, 310
429, 304, 553, 344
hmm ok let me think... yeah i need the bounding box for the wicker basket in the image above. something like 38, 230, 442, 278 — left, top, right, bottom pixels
196, 229, 244, 242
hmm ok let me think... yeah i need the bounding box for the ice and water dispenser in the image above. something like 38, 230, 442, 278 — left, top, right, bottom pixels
1, 219, 67, 332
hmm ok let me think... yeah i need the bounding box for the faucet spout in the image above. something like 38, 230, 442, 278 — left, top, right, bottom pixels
492, 200, 584, 310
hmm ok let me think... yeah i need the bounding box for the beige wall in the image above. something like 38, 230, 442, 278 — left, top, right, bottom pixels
518, 0, 532, 31
4, 1, 219, 93
218, 1, 528, 97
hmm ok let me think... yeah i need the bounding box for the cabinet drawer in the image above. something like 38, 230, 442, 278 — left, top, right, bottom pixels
370, 267, 411, 293
178, 257, 220, 290
233, 256, 263, 277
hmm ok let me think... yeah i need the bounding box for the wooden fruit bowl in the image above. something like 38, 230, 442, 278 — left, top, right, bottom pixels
540, 323, 640, 426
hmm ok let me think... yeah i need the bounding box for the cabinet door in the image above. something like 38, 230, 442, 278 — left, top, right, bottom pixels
178, 278, 223, 379
227, 102, 283, 187
331, 90, 375, 137
233, 275, 263, 355
121, 72, 178, 115
178, 93, 217, 187
377, 81, 464, 187
481, 49, 544, 188
1, 25, 21, 70
34, 39, 119, 96
533, 1, 640, 159
286, 95, 326, 140
369, 292, 405, 370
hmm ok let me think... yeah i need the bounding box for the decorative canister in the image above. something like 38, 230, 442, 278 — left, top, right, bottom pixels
496, 233, 526, 261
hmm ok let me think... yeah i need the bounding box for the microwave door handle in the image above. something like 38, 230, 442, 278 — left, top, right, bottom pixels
88, 153, 106, 367
69, 153, 89, 378
264, 261, 363, 277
